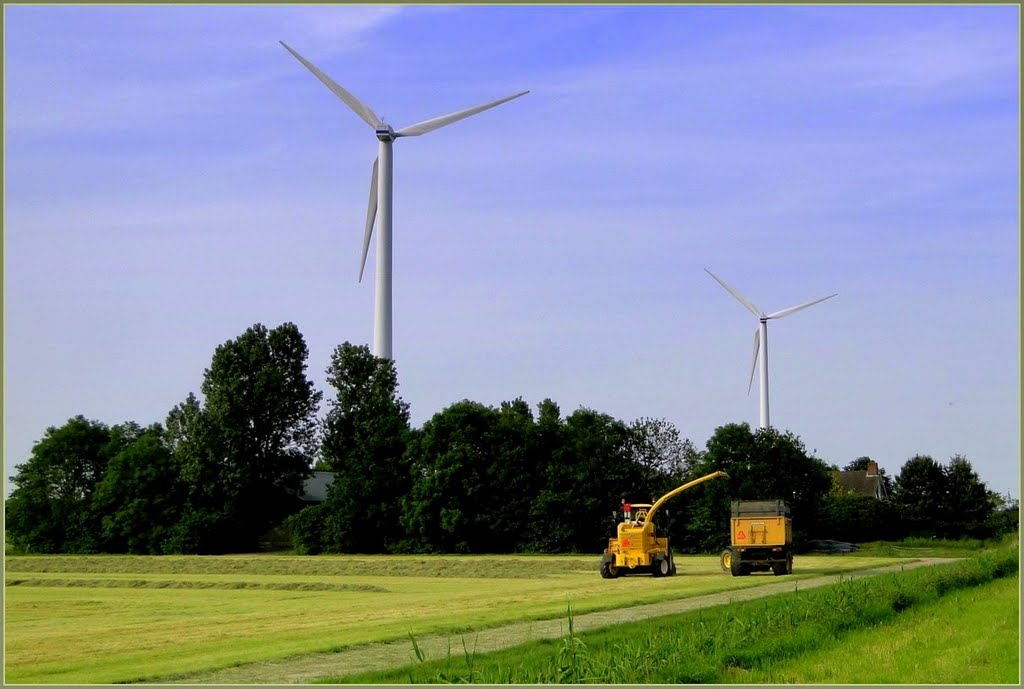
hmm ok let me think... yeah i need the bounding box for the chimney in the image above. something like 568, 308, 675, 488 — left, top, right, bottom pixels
866, 460, 879, 476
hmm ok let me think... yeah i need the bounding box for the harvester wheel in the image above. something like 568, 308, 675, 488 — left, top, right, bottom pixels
600, 561, 620, 579
653, 557, 670, 577
720, 549, 733, 572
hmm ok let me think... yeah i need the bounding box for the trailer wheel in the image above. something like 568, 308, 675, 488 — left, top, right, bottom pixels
772, 560, 786, 576
720, 549, 733, 572
729, 551, 744, 577
600, 561, 620, 579
786, 557, 793, 575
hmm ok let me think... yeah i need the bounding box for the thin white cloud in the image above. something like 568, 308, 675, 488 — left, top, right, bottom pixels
277, 5, 462, 57
530, 19, 1017, 101
296, 5, 405, 44
3, 5, 424, 137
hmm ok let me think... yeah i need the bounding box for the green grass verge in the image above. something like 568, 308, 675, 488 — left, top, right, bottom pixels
742, 574, 1019, 684
329, 543, 1019, 684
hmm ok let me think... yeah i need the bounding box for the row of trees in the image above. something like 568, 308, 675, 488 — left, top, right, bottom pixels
7, 323, 320, 554
6, 322, 1017, 555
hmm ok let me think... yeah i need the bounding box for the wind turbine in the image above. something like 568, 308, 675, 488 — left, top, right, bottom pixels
705, 268, 837, 430
280, 41, 529, 360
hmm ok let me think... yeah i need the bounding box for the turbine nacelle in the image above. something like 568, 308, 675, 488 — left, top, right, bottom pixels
375, 124, 396, 142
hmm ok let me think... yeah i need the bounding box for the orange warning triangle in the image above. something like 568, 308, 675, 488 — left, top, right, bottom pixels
738, 531, 746, 540
621, 539, 631, 547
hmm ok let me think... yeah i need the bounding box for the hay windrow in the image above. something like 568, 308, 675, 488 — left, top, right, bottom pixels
5, 577, 389, 592
4, 554, 592, 578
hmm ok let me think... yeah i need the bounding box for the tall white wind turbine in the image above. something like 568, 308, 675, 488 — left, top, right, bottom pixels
705, 268, 837, 430
280, 41, 529, 360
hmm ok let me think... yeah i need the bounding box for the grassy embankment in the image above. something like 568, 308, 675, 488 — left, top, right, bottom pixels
330, 539, 1019, 684
4, 551, 903, 684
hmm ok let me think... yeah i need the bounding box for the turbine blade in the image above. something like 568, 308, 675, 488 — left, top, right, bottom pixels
705, 268, 763, 318
394, 90, 529, 137
766, 293, 838, 320
747, 329, 760, 395
280, 41, 382, 129
359, 157, 379, 283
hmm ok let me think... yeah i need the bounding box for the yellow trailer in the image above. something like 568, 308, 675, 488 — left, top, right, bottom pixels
601, 470, 728, 578
720, 500, 793, 576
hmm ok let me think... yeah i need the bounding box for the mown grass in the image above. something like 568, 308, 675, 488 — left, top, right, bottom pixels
330, 542, 1018, 684
3, 552, 899, 684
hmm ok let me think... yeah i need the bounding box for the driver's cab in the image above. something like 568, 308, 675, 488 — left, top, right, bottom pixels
627, 503, 653, 525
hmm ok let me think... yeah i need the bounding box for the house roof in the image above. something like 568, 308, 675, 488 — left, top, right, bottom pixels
301, 471, 336, 502
833, 470, 887, 499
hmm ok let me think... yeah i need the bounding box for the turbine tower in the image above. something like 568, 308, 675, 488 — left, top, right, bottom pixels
280, 41, 528, 360
705, 268, 837, 430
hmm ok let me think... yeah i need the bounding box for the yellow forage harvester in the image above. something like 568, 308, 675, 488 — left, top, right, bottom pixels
600, 470, 728, 578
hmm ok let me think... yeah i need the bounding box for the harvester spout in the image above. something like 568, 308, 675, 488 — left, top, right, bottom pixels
644, 470, 729, 526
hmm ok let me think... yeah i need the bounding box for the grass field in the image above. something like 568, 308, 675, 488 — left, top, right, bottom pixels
5, 551, 905, 684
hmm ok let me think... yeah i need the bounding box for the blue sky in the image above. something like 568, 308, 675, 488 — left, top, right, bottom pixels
4, 5, 1020, 501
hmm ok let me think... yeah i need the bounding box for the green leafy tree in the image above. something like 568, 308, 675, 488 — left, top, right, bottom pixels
162, 393, 228, 553
893, 454, 947, 538
305, 342, 411, 553
399, 398, 544, 554
93, 425, 185, 554
487, 398, 543, 552
941, 455, 993, 538
844, 456, 871, 470
165, 393, 204, 456
401, 400, 504, 553
169, 322, 321, 553
818, 492, 897, 543
680, 423, 833, 552
625, 417, 698, 501
527, 408, 639, 553
6, 416, 133, 553
985, 491, 1019, 537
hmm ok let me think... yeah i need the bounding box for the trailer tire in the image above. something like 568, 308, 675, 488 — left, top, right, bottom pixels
786, 557, 793, 575
729, 550, 744, 577
720, 549, 733, 572
772, 560, 786, 576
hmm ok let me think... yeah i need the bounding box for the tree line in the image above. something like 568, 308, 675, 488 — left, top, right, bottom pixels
5, 322, 1017, 555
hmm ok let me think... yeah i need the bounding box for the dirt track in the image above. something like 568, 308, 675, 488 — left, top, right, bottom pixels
164, 558, 954, 684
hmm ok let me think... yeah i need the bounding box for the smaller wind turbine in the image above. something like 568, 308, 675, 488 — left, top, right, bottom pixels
705, 268, 837, 430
